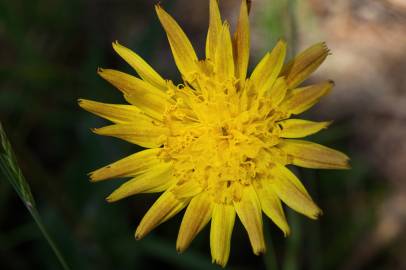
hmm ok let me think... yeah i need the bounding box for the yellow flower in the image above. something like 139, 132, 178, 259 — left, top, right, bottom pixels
79, 0, 349, 267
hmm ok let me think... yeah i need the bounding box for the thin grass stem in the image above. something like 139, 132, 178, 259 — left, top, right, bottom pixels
0, 122, 71, 270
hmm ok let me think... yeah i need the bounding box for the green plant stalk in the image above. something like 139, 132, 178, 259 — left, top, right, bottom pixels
284, 1, 301, 270
0, 122, 70, 270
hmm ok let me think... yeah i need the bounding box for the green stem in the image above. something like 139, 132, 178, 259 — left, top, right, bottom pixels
28, 207, 70, 270
0, 122, 71, 270
284, 2, 300, 269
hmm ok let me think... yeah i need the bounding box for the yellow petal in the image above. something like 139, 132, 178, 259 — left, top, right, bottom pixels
210, 203, 235, 267
176, 192, 213, 252
255, 180, 290, 236
278, 81, 333, 115
89, 148, 163, 182
268, 77, 288, 107
135, 190, 189, 240
106, 162, 174, 202
256, 79, 286, 119
271, 164, 321, 219
250, 40, 287, 96
278, 139, 350, 169
78, 99, 153, 124
98, 68, 173, 120
155, 5, 198, 79
234, 185, 266, 255
233, 0, 250, 87
277, 119, 331, 138
282, 42, 329, 89
206, 0, 222, 61
92, 123, 168, 148
112, 41, 166, 90
171, 180, 203, 199
214, 23, 234, 80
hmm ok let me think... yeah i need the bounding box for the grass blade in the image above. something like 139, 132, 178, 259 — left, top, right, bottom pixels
0, 122, 71, 270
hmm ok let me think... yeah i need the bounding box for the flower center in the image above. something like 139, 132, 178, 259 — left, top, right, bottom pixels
161, 78, 287, 204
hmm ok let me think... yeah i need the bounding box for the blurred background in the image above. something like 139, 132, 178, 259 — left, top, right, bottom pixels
1, 0, 406, 269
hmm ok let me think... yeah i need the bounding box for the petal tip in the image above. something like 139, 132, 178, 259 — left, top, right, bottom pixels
176, 246, 185, 254
277, 38, 288, 47
97, 67, 105, 75
310, 207, 323, 220
253, 246, 266, 256
134, 227, 146, 240
326, 120, 334, 127
87, 169, 105, 182
343, 161, 352, 169
175, 238, 189, 254
105, 196, 114, 203
112, 40, 121, 52
154, 3, 163, 13
88, 173, 98, 182
321, 42, 331, 55
212, 259, 227, 268
134, 232, 142, 241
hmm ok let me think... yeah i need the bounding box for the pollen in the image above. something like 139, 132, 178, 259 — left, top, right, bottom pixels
79, 0, 350, 267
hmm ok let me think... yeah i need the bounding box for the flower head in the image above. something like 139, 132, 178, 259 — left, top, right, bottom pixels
79, 0, 349, 267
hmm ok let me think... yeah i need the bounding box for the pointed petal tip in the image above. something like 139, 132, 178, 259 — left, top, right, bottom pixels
176, 245, 186, 254
87, 172, 98, 182
283, 42, 331, 88
321, 42, 331, 54
333, 151, 351, 170
135, 226, 148, 241
308, 207, 323, 220
134, 231, 143, 241
97, 67, 105, 74
112, 40, 122, 52
176, 228, 199, 254
212, 258, 227, 268
77, 98, 93, 110
278, 38, 287, 44
275, 39, 287, 50
154, 3, 163, 13
87, 169, 104, 182
134, 228, 142, 240
339, 160, 351, 170
77, 99, 87, 110
89, 178, 97, 183
253, 246, 266, 256
325, 120, 334, 127
106, 187, 126, 202
105, 197, 113, 203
